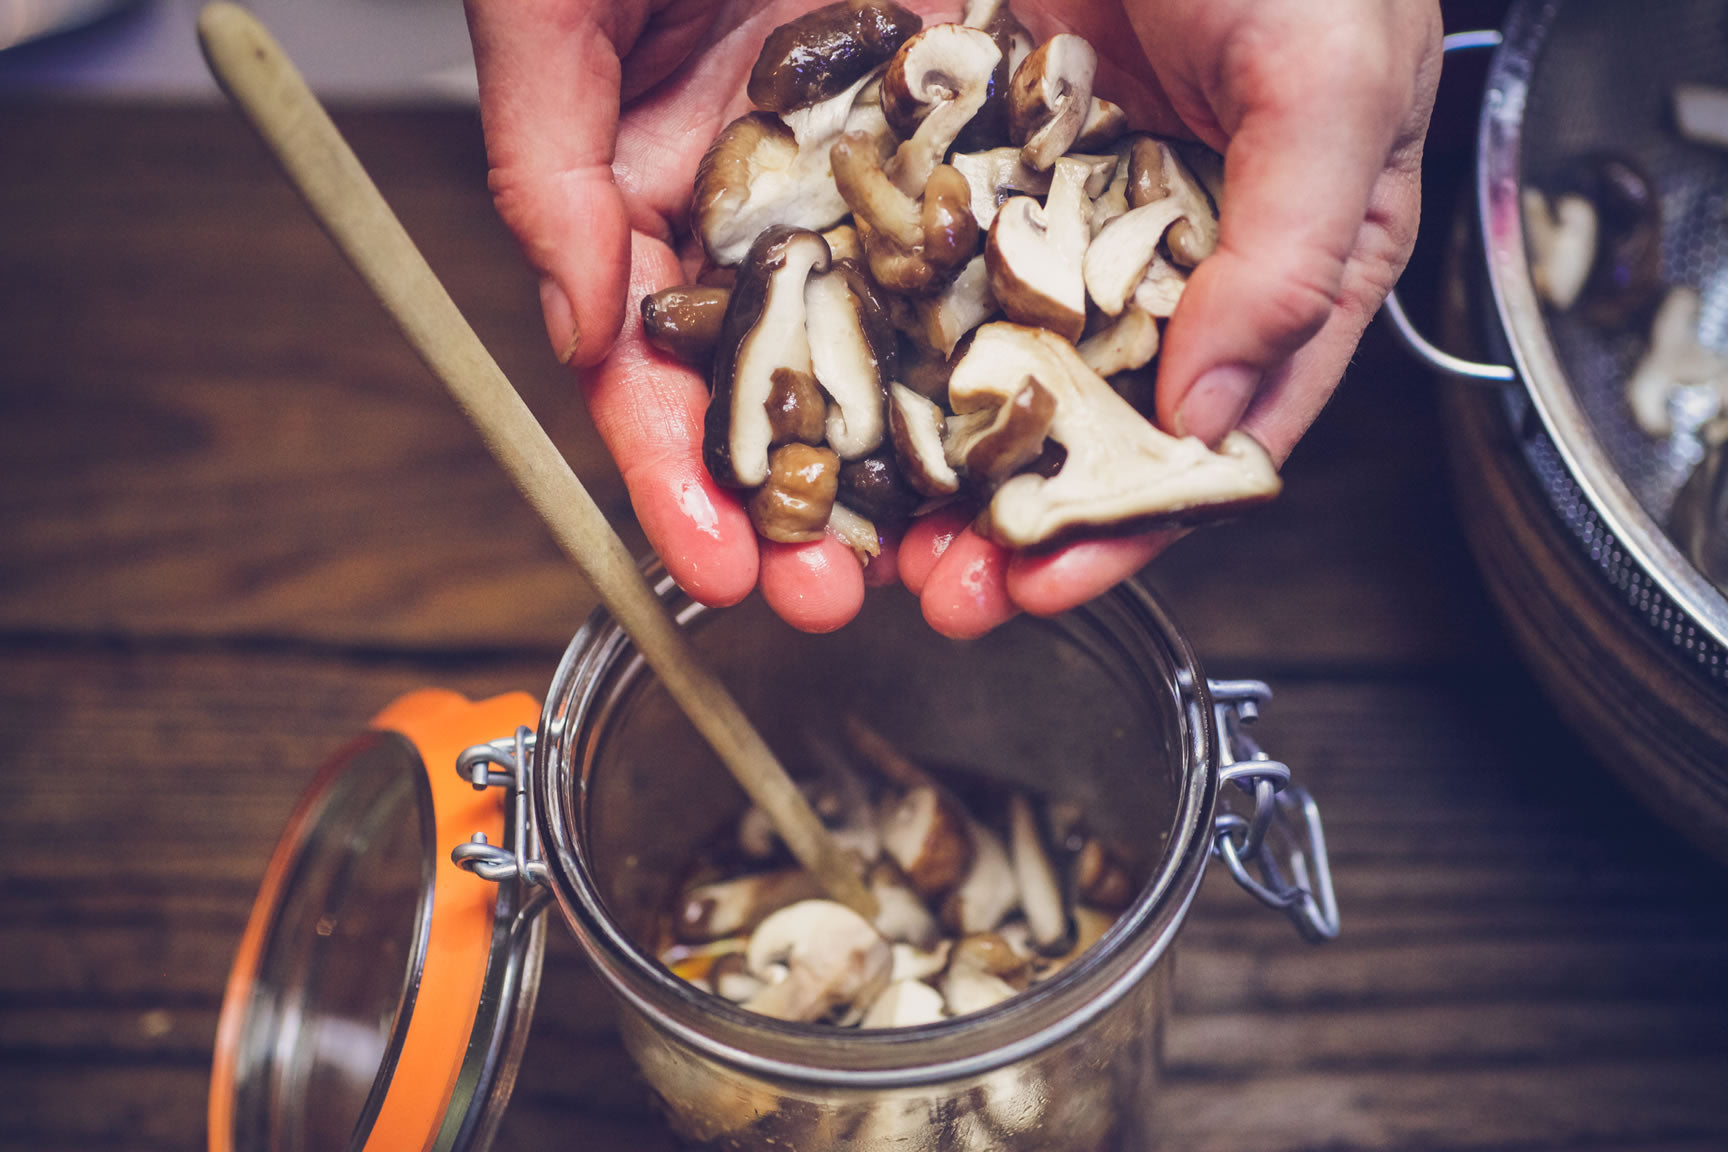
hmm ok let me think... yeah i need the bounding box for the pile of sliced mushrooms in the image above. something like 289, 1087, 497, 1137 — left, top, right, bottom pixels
657, 717, 1136, 1028
641, 0, 1281, 556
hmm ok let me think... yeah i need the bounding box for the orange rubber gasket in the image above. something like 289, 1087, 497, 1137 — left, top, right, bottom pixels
209, 688, 539, 1152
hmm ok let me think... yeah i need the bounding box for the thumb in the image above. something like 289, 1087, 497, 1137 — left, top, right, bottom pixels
1155, 65, 1401, 445
467, 0, 635, 368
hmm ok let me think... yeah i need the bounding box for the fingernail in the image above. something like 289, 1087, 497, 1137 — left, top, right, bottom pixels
540, 276, 581, 365
1174, 364, 1260, 442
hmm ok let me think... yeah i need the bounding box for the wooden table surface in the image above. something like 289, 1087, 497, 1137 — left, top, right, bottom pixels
7, 54, 1728, 1152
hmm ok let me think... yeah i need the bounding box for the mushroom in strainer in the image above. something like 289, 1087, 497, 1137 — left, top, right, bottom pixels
746, 0, 922, 115
1626, 285, 1728, 437
741, 899, 893, 1023
1523, 188, 1598, 312
703, 226, 831, 488
941, 813, 1020, 935
1007, 33, 1097, 171
954, 323, 1282, 548
986, 155, 1094, 341
869, 859, 942, 948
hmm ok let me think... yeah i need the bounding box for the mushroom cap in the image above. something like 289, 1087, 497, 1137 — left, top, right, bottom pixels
1127, 136, 1218, 266
693, 113, 851, 267
748, 0, 923, 113
1007, 34, 1097, 171
945, 375, 1057, 483
956, 323, 1282, 547
882, 23, 1002, 193
805, 262, 894, 459
840, 446, 921, 526
742, 898, 893, 1023
1082, 196, 1187, 317
984, 157, 1093, 342
888, 382, 962, 497
640, 285, 731, 365
704, 226, 831, 488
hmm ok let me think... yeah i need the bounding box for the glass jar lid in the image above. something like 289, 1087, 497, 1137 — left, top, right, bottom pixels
209, 689, 544, 1152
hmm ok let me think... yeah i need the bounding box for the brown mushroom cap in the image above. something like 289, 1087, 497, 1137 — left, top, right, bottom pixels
945, 375, 1057, 483
749, 442, 841, 543
641, 285, 731, 365
704, 227, 832, 488
748, 0, 923, 113
1007, 34, 1097, 171
954, 323, 1282, 546
888, 382, 962, 497
881, 23, 1002, 193
985, 156, 1093, 342
1127, 136, 1218, 267
693, 114, 851, 267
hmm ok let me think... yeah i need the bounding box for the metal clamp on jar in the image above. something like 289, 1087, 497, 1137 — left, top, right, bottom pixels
208, 574, 1337, 1152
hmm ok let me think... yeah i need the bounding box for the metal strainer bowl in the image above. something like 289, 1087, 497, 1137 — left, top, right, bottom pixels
1390, 0, 1728, 859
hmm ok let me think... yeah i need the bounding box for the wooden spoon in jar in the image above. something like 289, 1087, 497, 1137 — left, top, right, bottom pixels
195, 1, 875, 919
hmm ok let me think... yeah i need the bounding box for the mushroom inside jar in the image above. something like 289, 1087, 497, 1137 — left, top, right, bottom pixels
655, 718, 1142, 1030
647, 0, 1281, 561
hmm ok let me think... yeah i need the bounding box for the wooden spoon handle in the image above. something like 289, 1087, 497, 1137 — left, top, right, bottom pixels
196, 1, 875, 919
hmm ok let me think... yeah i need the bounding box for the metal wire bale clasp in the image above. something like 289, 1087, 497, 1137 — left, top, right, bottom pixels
1208, 680, 1340, 943
451, 725, 550, 892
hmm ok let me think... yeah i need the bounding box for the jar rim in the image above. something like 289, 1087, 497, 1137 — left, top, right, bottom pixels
533, 574, 1218, 1089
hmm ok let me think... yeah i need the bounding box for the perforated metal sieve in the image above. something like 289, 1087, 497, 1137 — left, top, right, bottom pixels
1392, 0, 1728, 684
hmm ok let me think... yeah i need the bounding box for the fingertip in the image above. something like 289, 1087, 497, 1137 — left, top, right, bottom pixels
918, 529, 1016, 640
760, 537, 865, 633
636, 468, 761, 607
1005, 531, 1175, 618
897, 506, 972, 596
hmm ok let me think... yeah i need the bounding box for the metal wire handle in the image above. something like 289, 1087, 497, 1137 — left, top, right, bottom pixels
1380, 29, 1518, 385
1208, 680, 1340, 943
452, 726, 550, 892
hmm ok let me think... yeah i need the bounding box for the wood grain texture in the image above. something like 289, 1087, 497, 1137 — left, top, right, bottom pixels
7, 55, 1728, 1151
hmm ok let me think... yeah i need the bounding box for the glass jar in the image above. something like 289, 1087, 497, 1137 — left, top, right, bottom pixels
212, 575, 1333, 1151
528, 575, 1335, 1152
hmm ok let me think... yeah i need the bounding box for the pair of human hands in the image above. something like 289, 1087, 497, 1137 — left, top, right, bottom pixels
465, 0, 1443, 637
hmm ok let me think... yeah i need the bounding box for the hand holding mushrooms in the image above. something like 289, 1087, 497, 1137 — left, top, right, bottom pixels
466, 0, 1443, 637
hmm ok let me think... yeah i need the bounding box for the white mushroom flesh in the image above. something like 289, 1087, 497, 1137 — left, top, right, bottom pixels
805, 268, 887, 458
742, 899, 893, 1023
957, 323, 1282, 547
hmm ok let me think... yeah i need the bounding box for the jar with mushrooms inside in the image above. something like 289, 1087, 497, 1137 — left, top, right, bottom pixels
655, 716, 1141, 1031
646, 0, 1281, 563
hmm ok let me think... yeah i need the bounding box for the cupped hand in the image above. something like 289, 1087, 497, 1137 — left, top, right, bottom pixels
465, 0, 1443, 637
